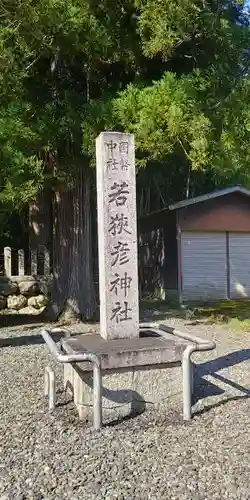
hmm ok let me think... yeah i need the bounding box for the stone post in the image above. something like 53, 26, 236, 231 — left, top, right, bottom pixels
96, 132, 139, 340
18, 249, 25, 276
43, 246, 50, 276
4, 247, 11, 277
31, 249, 37, 275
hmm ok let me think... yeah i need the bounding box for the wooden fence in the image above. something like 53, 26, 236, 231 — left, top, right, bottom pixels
0, 246, 51, 277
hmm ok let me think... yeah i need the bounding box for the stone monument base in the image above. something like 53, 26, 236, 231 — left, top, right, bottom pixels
64, 362, 183, 420
62, 331, 189, 421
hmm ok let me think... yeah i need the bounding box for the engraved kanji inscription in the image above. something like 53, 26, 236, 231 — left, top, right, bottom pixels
119, 141, 129, 154
111, 241, 130, 266
105, 140, 117, 157
110, 272, 132, 297
96, 132, 139, 339
106, 158, 119, 171
110, 301, 132, 323
108, 214, 132, 236
120, 156, 129, 171
108, 181, 129, 206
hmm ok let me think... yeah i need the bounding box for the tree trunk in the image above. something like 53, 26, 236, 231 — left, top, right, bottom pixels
29, 189, 52, 276
29, 190, 52, 250
48, 167, 97, 322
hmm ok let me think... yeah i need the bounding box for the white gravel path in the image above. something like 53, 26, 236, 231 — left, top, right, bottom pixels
0, 318, 249, 500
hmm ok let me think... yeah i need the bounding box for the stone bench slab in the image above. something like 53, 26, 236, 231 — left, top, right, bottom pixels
61, 331, 191, 420
61, 331, 189, 372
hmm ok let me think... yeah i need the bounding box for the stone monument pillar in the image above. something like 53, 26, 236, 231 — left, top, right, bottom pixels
96, 132, 139, 340
62, 131, 192, 424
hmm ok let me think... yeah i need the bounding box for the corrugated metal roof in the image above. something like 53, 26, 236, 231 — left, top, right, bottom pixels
169, 186, 250, 211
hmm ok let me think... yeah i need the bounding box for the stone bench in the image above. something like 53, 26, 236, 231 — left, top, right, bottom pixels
42, 324, 215, 427
62, 329, 190, 421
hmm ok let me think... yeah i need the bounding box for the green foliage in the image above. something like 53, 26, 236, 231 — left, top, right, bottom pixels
0, 0, 139, 210
136, 0, 249, 74
135, 0, 209, 59
113, 70, 250, 177
0, 0, 250, 215
109, 1, 250, 202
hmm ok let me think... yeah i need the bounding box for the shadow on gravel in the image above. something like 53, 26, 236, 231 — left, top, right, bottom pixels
0, 314, 47, 328
103, 407, 146, 428
194, 394, 249, 417
0, 330, 65, 348
193, 348, 250, 408
198, 349, 250, 374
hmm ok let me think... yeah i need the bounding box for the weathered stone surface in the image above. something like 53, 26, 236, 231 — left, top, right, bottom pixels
96, 132, 139, 340
19, 280, 39, 296
27, 294, 48, 309
10, 275, 50, 295
0, 281, 18, 296
4, 246, 11, 276
62, 330, 188, 420
64, 362, 182, 420
38, 275, 51, 295
7, 294, 27, 310
18, 249, 25, 276
18, 305, 44, 315
62, 332, 187, 371
0, 308, 16, 315
0, 295, 7, 310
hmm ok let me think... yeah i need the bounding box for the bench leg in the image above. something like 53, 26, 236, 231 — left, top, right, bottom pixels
182, 346, 195, 421
44, 366, 56, 411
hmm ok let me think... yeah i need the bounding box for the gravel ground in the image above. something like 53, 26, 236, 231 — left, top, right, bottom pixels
0, 318, 249, 500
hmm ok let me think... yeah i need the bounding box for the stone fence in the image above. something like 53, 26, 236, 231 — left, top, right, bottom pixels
0, 246, 51, 315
